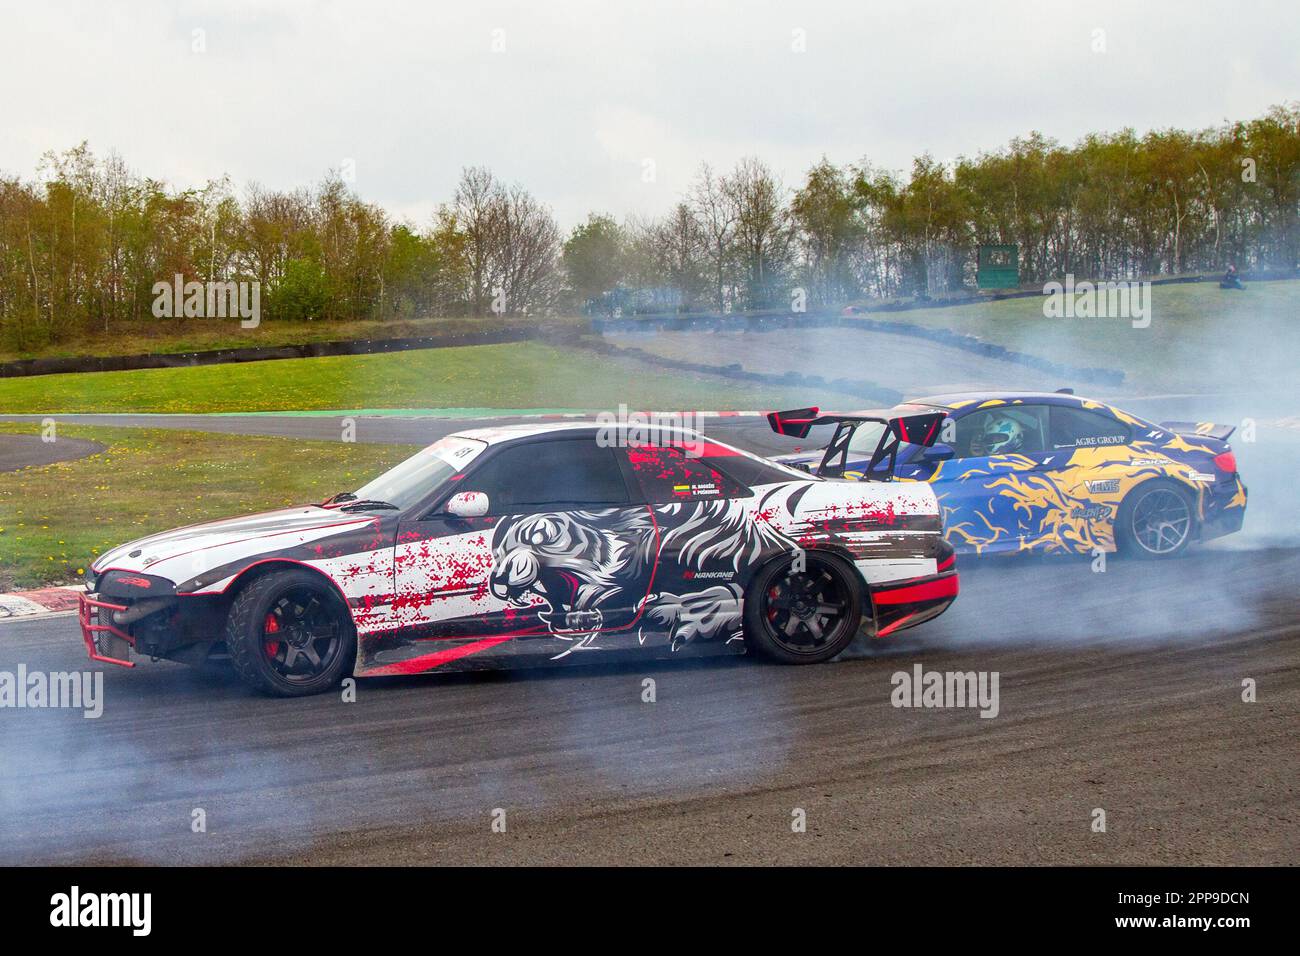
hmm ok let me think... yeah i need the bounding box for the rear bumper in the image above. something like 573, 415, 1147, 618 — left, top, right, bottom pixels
1200, 476, 1246, 542
870, 560, 960, 638
77, 592, 135, 668
1202, 505, 1245, 540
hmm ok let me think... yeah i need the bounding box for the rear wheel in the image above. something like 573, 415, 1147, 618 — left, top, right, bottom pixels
1116, 479, 1195, 559
743, 552, 863, 664
225, 569, 356, 696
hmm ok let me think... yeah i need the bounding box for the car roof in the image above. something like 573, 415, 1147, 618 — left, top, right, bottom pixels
454, 419, 709, 446
455, 421, 596, 443
906, 391, 1103, 411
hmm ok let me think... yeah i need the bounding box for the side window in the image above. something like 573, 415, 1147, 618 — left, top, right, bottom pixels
952, 406, 1048, 458
458, 439, 629, 512
1049, 406, 1131, 449
624, 445, 748, 503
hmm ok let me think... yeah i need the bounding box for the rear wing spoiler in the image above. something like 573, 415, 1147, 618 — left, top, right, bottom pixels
767, 406, 947, 480
1159, 421, 1236, 442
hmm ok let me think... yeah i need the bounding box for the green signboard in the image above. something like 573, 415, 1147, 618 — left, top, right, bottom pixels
977, 244, 1019, 289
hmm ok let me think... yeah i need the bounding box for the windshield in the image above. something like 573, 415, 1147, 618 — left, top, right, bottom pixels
846, 421, 888, 457
349, 436, 488, 510
842, 404, 942, 460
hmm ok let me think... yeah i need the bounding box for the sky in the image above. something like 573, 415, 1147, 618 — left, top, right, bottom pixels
1, 0, 1296, 229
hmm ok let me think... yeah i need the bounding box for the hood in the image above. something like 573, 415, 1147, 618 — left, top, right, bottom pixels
91, 506, 380, 584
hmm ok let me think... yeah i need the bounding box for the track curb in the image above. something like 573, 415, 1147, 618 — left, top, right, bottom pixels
0, 585, 84, 621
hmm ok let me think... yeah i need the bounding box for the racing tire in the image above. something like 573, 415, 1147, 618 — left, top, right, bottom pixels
743, 551, 863, 664
1115, 479, 1196, 560
225, 569, 357, 697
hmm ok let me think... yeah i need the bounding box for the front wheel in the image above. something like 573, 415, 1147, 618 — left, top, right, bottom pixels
225, 569, 356, 696
743, 552, 864, 664
1116, 479, 1195, 559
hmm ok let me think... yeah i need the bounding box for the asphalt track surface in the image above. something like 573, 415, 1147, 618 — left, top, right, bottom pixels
0, 433, 102, 472
0, 402, 1297, 865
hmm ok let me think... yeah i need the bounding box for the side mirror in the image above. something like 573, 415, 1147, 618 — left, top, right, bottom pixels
923, 443, 955, 462
445, 491, 489, 517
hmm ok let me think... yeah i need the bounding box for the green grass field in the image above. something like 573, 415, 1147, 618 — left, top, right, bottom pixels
0, 422, 419, 590
889, 280, 1298, 390
0, 341, 865, 414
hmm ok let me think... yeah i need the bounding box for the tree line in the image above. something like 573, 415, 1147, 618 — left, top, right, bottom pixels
0, 104, 1295, 348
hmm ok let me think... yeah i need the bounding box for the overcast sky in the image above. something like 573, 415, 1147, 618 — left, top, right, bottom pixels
2, 0, 1296, 228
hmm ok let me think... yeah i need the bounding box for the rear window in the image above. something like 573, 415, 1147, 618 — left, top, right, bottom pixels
624, 446, 748, 502
622, 441, 810, 501
1049, 406, 1131, 448
708, 452, 807, 487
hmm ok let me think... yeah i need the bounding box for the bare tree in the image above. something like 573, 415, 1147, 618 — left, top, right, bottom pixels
451, 166, 503, 316
488, 182, 561, 315
644, 203, 706, 311
725, 157, 793, 309
689, 163, 737, 311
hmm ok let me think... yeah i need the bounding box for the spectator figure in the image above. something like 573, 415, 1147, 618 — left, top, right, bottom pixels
1220, 264, 1245, 290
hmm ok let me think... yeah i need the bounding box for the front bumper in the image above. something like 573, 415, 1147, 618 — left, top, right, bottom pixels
77, 592, 135, 668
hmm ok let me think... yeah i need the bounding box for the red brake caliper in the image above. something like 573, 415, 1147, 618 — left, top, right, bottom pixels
263, 613, 281, 657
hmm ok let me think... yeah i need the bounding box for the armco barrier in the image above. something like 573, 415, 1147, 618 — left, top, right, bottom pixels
0, 325, 540, 379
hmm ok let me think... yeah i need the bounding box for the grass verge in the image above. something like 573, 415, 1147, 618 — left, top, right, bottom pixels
889, 280, 1299, 389
0, 341, 865, 414
0, 422, 418, 590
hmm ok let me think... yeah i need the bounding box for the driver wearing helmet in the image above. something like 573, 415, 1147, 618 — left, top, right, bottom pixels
970, 414, 1026, 456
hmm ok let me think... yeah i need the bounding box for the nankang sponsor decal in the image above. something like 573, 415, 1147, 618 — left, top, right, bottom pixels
1086, 478, 1121, 493
1130, 457, 1174, 467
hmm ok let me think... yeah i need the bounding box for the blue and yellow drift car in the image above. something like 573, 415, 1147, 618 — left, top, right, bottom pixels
770, 391, 1247, 558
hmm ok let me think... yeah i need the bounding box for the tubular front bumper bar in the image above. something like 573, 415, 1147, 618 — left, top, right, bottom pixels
78, 592, 135, 668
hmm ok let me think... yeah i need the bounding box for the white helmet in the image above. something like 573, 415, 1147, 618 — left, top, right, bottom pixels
971, 414, 1026, 456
